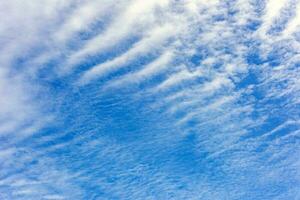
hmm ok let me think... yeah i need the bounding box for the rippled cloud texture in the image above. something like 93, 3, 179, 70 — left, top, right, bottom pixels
0, 0, 300, 199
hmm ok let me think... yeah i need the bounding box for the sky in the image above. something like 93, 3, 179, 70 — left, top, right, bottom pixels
0, 0, 300, 199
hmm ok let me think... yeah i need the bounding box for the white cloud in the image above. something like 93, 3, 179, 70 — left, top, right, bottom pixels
104, 50, 174, 88
282, 0, 300, 37
0, 0, 299, 199
53, 0, 116, 43
64, 0, 171, 70
258, 0, 288, 37
77, 24, 177, 85
0, 69, 40, 136
153, 67, 203, 92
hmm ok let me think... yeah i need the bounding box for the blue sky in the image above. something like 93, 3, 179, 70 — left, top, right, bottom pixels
0, 0, 300, 199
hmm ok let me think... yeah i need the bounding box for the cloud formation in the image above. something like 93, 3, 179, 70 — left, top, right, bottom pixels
0, 0, 299, 199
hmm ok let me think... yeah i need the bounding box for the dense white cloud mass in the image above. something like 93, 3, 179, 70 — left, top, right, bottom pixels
0, 0, 300, 199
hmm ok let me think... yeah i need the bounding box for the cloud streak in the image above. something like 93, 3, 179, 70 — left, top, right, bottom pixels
0, 0, 299, 199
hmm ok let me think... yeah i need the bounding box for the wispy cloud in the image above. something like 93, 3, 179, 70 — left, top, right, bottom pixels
0, 0, 300, 199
